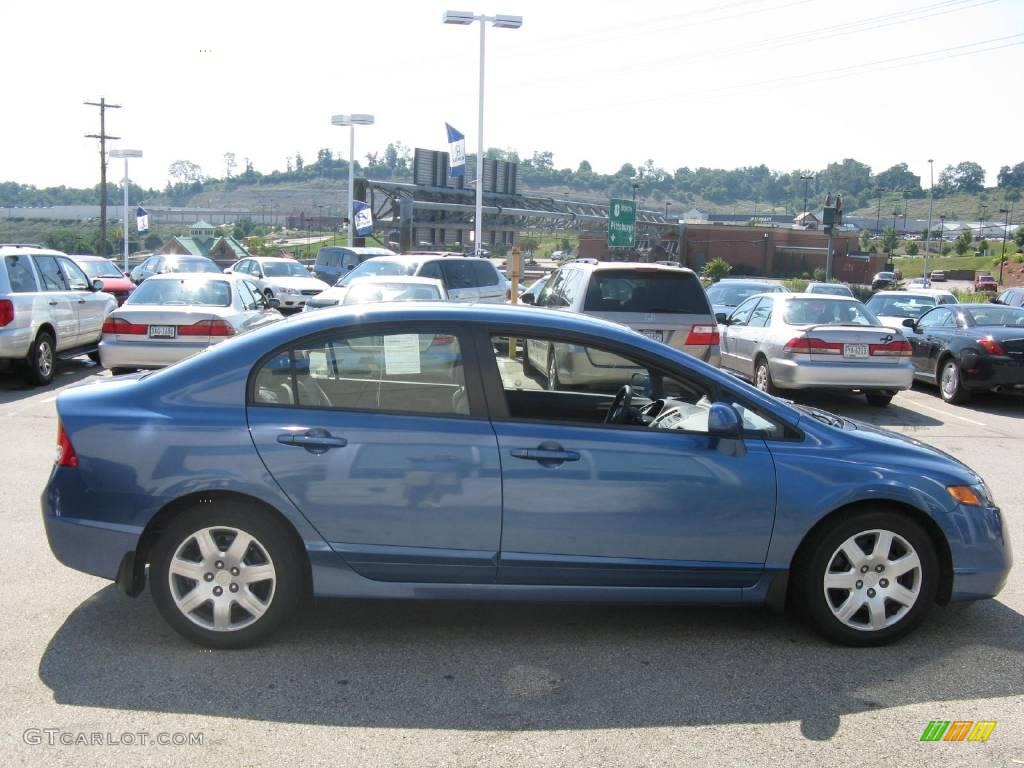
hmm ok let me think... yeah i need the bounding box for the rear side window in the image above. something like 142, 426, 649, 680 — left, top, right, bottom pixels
469, 261, 499, 287
441, 261, 475, 290
583, 270, 710, 314
4, 255, 38, 292
32, 255, 69, 291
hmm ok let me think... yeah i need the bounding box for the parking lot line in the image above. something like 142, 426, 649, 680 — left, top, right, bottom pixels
901, 395, 988, 427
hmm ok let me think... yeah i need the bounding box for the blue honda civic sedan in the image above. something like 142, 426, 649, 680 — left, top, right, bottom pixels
42, 303, 1011, 648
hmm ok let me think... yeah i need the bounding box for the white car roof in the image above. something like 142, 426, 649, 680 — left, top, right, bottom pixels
345, 276, 445, 286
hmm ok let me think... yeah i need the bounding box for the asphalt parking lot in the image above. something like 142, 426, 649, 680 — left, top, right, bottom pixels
1, 357, 1022, 767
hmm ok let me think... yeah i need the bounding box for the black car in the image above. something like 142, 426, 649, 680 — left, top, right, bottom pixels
871, 271, 897, 291
995, 287, 1024, 308
902, 304, 1024, 403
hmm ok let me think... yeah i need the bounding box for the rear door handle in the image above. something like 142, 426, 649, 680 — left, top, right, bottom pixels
277, 429, 348, 453
49, 301, 58, 306
509, 448, 577, 460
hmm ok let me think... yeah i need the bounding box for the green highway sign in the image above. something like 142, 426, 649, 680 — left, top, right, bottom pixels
608, 198, 636, 248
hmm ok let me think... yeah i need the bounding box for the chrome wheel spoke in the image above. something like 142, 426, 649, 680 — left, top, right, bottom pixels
212, 598, 232, 630
889, 552, 921, 579
824, 571, 858, 590
872, 530, 894, 560
194, 529, 220, 560
834, 595, 866, 624
169, 559, 205, 582
233, 589, 268, 619
839, 542, 866, 570
238, 564, 275, 584
888, 583, 918, 607
176, 586, 209, 615
867, 598, 888, 630
224, 531, 253, 564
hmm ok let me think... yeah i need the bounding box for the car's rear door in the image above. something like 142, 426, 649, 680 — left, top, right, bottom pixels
439, 260, 478, 302
247, 323, 502, 583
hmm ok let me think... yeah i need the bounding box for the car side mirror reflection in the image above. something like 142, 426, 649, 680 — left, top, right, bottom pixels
715, 312, 729, 324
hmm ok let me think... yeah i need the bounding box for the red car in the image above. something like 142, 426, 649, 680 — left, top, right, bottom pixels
70, 255, 136, 305
975, 274, 998, 293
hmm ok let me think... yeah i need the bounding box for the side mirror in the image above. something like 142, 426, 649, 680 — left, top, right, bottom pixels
91, 279, 105, 292
707, 402, 743, 439
715, 312, 729, 325
520, 292, 536, 305
901, 318, 916, 330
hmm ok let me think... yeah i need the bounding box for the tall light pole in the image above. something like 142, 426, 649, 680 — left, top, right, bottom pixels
444, 10, 523, 256
924, 159, 934, 282
937, 214, 946, 262
331, 113, 375, 247
999, 207, 1011, 285
799, 174, 813, 220
875, 188, 884, 235
109, 148, 142, 274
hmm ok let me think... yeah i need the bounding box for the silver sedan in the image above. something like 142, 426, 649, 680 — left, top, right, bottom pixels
719, 293, 913, 407
99, 273, 283, 373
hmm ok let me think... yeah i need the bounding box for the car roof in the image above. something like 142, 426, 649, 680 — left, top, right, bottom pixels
68, 254, 111, 261
564, 260, 698, 276
0, 245, 64, 256
345, 276, 445, 286
778, 293, 859, 301
141, 272, 240, 282
870, 290, 952, 299
247, 256, 301, 263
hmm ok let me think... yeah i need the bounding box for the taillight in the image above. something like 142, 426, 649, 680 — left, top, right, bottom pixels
784, 337, 843, 355
869, 339, 913, 356
979, 337, 1006, 355
0, 299, 13, 327
56, 423, 78, 468
178, 319, 235, 337
685, 324, 720, 346
102, 317, 148, 335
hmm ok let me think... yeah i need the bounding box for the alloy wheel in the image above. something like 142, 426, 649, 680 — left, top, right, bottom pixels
823, 528, 922, 632
168, 526, 276, 632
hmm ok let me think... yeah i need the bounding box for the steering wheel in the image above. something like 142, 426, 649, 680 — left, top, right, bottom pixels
605, 385, 633, 425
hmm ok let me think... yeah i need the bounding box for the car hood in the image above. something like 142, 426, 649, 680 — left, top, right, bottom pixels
264, 276, 329, 290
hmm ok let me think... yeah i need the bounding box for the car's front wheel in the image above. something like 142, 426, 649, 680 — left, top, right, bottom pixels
150, 503, 305, 648
799, 510, 938, 646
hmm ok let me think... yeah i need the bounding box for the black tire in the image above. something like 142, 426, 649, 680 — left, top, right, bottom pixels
149, 502, 306, 649
938, 358, 970, 404
754, 357, 777, 396
110, 367, 134, 376
865, 391, 893, 407
545, 348, 562, 391
797, 510, 938, 646
87, 351, 101, 364
24, 331, 56, 386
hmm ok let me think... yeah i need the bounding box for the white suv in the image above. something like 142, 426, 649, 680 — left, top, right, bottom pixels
1, 245, 117, 385
335, 254, 506, 303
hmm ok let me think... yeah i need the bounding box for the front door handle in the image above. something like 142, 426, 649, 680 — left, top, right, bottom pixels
277, 429, 348, 454
511, 441, 580, 467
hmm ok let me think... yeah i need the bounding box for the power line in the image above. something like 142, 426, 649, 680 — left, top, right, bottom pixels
85, 97, 121, 256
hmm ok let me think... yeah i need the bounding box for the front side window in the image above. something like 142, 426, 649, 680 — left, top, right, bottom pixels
727, 297, 761, 327
4, 255, 38, 292
237, 280, 261, 310
917, 308, 953, 328
748, 298, 773, 328
77, 259, 123, 279
58, 257, 91, 290
253, 330, 468, 416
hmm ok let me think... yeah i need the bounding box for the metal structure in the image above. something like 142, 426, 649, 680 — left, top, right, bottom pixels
331, 113, 374, 247
110, 148, 142, 273
355, 176, 675, 254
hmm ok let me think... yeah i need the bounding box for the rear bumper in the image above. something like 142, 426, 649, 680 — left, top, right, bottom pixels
962, 355, 1024, 391
99, 338, 209, 370
770, 357, 914, 390
0, 325, 32, 360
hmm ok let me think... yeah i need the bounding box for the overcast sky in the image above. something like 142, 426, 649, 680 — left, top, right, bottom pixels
6, 0, 1022, 192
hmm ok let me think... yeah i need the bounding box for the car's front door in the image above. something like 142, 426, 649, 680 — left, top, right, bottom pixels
247, 324, 502, 583
908, 307, 954, 377
31, 255, 78, 349
484, 330, 778, 589
58, 256, 109, 344
719, 296, 761, 377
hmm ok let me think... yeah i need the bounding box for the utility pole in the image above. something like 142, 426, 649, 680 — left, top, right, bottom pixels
800, 174, 813, 221
999, 207, 1012, 285
85, 97, 121, 256
875, 188, 884, 235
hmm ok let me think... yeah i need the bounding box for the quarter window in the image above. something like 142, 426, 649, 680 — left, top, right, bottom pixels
4, 255, 38, 292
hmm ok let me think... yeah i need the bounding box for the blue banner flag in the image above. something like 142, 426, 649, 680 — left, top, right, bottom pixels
136, 206, 149, 235
353, 200, 374, 237
446, 123, 466, 177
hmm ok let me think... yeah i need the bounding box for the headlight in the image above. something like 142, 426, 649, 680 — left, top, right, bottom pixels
279, 287, 298, 295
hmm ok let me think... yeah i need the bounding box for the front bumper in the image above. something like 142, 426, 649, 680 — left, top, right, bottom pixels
770, 357, 914, 391
950, 502, 1012, 601
99, 338, 208, 370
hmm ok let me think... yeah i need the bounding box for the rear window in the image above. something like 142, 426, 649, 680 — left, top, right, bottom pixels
169, 259, 220, 274
583, 270, 710, 314
338, 259, 415, 286
127, 278, 232, 307
783, 298, 878, 326
865, 295, 936, 318
705, 282, 783, 307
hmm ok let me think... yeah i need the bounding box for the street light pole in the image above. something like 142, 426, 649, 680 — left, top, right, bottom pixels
999, 207, 1011, 285
924, 159, 934, 283
444, 10, 523, 255
937, 214, 946, 262
331, 113, 375, 247
109, 149, 142, 274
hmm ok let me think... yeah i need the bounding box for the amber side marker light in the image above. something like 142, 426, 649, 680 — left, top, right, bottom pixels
947, 486, 981, 506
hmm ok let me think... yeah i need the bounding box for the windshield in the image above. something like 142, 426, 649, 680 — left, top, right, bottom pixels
169, 259, 220, 274
865, 294, 936, 318
127, 278, 232, 307
583, 270, 710, 314
808, 284, 852, 296
964, 306, 1024, 326
262, 260, 310, 278
343, 282, 443, 305
782, 298, 880, 326
338, 259, 416, 287
706, 282, 783, 307
77, 259, 123, 279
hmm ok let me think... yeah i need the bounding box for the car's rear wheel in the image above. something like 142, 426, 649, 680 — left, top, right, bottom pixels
865, 391, 893, 407
110, 367, 134, 376
546, 351, 562, 391
87, 351, 101, 364
24, 331, 56, 386
754, 357, 777, 396
150, 503, 305, 648
938, 358, 970, 404
798, 510, 938, 646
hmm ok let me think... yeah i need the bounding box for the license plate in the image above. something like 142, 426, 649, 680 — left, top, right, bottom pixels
639, 329, 663, 342
844, 343, 868, 358
148, 325, 176, 339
